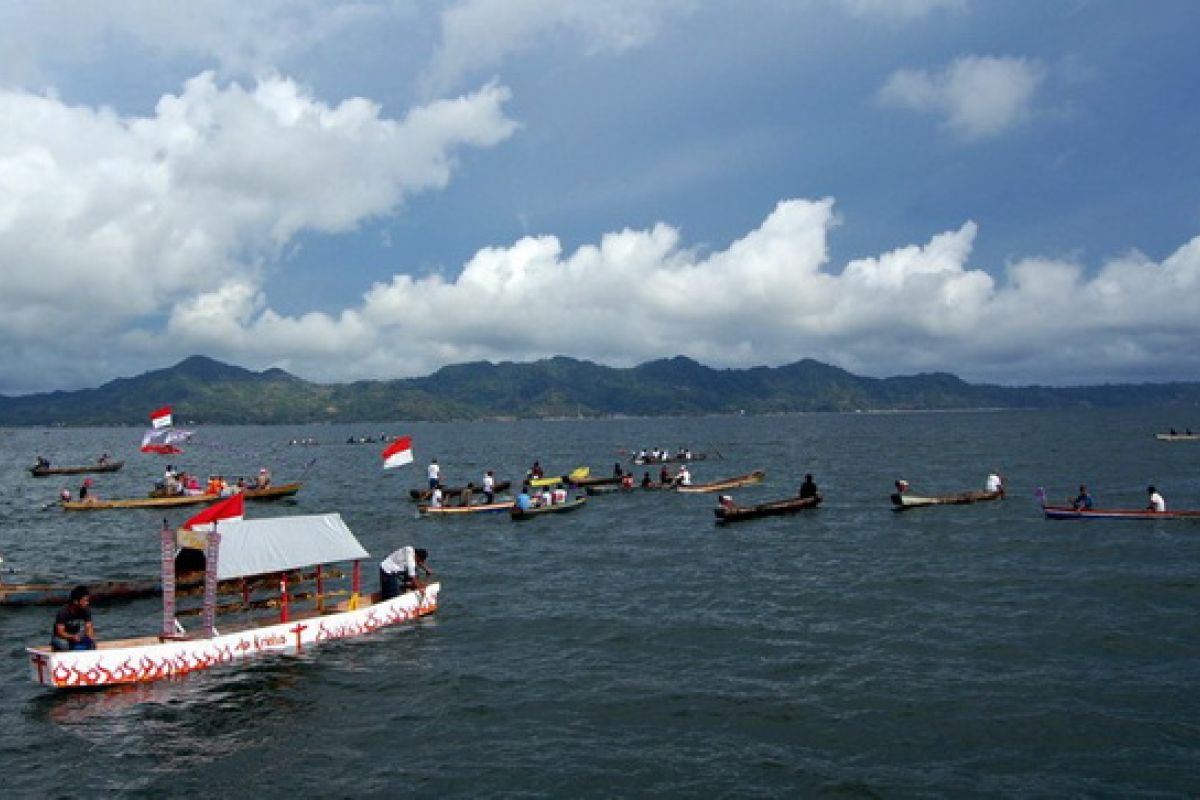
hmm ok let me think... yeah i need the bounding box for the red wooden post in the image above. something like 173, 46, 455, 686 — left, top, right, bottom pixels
279, 573, 289, 623
352, 560, 361, 597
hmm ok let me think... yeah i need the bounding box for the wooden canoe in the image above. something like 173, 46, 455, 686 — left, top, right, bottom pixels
714, 494, 821, 523
409, 480, 510, 502
29, 461, 124, 477
1042, 504, 1200, 520
419, 500, 515, 515
62, 483, 301, 511
891, 490, 1003, 509
510, 496, 587, 520
674, 469, 766, 494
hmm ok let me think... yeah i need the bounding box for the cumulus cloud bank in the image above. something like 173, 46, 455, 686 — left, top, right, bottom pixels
878, 55, 1045, 139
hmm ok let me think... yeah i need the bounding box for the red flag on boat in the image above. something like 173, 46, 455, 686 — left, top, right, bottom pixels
182, 493, 244, 531
150, 406, 173, 429
381, 436, 414, 469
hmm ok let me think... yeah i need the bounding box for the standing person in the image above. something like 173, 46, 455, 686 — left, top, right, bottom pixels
799, 473, 818, 499
50, 586, 97, 651
78, 479, 92, 501
1147, 485, 1166, 512
427, 459, 441, 490
378, 547, 434, 599
482, 470, 496, 504
986, 470, 1004, 495
1072, 484, 1094, 510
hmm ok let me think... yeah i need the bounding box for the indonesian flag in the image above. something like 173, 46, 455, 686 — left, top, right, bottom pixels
150, 406, 173, 429
381, 436, 414, 469
182, 493, 244, 531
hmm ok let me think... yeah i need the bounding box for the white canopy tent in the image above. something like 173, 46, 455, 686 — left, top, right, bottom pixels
210, 513, 371, 580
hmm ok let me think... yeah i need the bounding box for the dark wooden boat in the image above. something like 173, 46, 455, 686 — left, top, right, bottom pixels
1042, 504, 1200, 520
714, 494, 821, 523
675, 469, 766, 494
570, 474, 624, 487
63, 483, 302, 511
409, 480, 510, 502
29, 460, 124, 477
891, 489, 1003, 509
510, 496, 587, 520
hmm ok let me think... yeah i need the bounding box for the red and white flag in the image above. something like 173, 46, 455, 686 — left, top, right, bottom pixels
150, 406, 173, 429
182, 493, 244, 531
381, 436, 414, 469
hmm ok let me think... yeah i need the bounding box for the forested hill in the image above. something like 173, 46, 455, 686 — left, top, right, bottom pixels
1, 354, 1199, 425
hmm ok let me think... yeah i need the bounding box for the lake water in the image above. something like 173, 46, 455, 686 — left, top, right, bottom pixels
0, 409, 1197, 797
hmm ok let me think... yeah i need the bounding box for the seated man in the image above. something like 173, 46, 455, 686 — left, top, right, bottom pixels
51, 586, 97, 651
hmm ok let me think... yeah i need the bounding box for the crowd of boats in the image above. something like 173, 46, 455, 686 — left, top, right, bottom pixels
10, 427, 1196, 693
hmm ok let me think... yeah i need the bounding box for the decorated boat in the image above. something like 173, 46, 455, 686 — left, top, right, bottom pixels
714, 494, 821, 523
26, 513, 439, 690
409, 480, 511, 502
1041, 504, 1200, 520
418, 500, 515, 515
891, 489, 1003, 509
510, 496, 588, 520
674, 469, 766, 494
29, 460, 124, 478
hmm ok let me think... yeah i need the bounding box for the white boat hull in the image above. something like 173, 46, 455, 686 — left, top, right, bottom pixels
27, 583, 439, 690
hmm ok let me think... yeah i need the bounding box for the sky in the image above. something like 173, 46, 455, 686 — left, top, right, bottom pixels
2, 0, 1199, 395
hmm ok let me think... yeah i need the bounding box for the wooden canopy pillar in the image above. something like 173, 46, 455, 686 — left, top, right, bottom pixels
160, 519, 176, 637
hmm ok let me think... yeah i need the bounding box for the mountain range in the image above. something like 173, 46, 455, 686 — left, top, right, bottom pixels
1, 355, 1199, 425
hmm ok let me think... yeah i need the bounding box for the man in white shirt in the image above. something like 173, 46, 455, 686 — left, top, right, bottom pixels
985, 471, 1003, 494
1147, 485, 1166, 512
483, 470, 496, 504
379, 546, 433, 599
427, 459, 440, 489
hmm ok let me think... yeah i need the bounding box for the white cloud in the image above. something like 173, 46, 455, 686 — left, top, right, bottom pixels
419, 0, 692, 96
878, 55, 1045, 139
0, 0, 389, 85
0, 72, 517, 392
42, 196, 1200, 392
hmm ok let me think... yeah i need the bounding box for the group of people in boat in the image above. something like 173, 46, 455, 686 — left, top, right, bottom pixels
425, 462, 499, 508
154, 465, 271, 497
515, 482, 570, 510
634, 447, 696, 463
1070, 483, 1165, 512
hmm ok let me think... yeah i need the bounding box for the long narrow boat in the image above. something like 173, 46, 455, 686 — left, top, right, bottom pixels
418, 500, 515, 515
61, 483, 302, 511
409, 480, 510, 502
29, 461, 124, 478
510, 496, 587, 520
26, 513, 439, 690
1154, 432, 1200, 441
891, 489, 1002, 509
714, 494, 821, 523
1042, 504, 1200, 520
674, 469, 766, 494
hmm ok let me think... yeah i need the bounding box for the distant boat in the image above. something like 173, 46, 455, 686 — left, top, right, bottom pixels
528, 467, 589, 488
419, 500, 515, 515
62, 483, 302, 511
675, 470, 766, 494
29, 460, 124, 478
891, 489, 1003, 509
1042, 505, 1200, 520
1154, 432, 1200, 441
409, 480, 510, 502
714, 494, 821, 524
510, 496, 588, 520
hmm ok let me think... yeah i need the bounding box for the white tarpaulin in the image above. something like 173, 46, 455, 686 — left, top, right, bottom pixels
210, 513, 371, 580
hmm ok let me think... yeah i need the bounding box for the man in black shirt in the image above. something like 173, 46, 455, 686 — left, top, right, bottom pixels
51, 586, 97, 651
